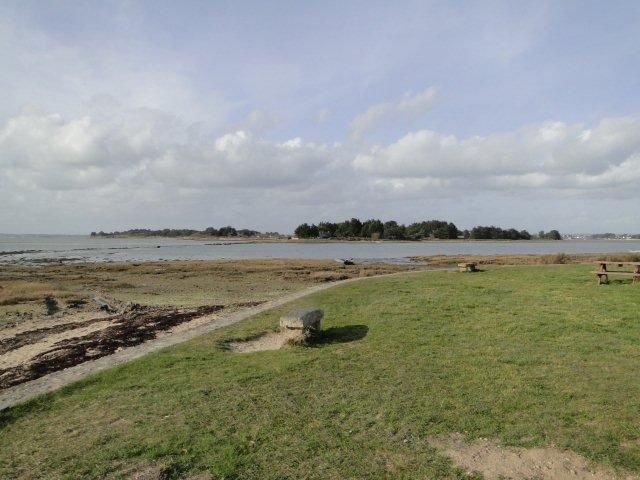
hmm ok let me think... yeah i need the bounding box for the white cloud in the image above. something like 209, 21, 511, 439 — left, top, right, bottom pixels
1, 103, 640, 233
397, 86, 438, 117
151, 132, 334, 189
3, 107, 640, 201
0, 107, 337, 193
348, 103, 392, 141
348, 87, 438, 140
0, 11, 232, 129
315, 108, 330, 124
353, 116, 640, 195
234, 109, 281, 134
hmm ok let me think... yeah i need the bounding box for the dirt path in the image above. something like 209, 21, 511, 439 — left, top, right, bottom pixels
0, 270, 430, 410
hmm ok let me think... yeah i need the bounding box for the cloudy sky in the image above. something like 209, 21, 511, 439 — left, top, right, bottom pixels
1, 0, 640, 234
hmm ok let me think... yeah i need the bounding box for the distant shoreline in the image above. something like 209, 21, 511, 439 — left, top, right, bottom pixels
87, 235, 566, 243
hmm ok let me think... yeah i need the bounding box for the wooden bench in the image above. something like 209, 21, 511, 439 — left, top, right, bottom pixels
593, 261, 640, 285
458, 262, 477, 273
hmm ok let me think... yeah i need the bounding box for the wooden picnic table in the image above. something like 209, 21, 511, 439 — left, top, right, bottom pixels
593, 261, 640, 285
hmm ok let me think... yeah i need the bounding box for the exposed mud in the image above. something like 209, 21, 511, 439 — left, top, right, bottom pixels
0, 300, 264, 389
100, 460, 214, 480
429, 433, 636, 480
225, 329, 306, 353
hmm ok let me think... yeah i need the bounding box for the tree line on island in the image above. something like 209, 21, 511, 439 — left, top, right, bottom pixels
90, 227, 274, 238
294, 219, 562, 240
90, 221, 562, 241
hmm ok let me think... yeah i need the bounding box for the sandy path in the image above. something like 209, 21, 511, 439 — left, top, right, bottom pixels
0, 270, 431, 410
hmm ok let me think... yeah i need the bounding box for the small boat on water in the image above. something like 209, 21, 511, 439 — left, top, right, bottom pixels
335, 258, 355, 265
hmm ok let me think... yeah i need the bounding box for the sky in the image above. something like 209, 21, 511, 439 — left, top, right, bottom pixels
1, 0, 640, 234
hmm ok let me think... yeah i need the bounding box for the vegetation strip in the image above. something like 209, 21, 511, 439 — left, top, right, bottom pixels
0, 269, 429, 410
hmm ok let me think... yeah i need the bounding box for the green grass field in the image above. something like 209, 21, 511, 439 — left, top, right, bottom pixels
2, 265, 640, 479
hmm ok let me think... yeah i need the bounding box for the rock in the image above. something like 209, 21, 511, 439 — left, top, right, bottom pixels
93, 296, 116, 313
279, 308, 323, 332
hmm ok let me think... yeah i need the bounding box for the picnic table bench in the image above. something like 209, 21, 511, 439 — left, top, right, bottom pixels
593, 261, 640, 285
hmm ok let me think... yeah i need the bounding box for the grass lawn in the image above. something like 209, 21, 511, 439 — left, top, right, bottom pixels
2, 265, 640, 479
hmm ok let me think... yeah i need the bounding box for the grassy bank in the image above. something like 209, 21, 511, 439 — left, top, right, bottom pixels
411, 252, 640, 266
2, 265, 640, 478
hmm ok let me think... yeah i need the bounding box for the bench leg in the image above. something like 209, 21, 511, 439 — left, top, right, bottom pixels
598, 274, 608, 285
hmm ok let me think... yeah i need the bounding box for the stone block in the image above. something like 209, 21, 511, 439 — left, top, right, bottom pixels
279, 308, 323, 332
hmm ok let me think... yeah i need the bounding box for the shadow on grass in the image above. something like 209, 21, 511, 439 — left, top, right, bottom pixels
312, 325, 369, 346
601, 280, 638, 286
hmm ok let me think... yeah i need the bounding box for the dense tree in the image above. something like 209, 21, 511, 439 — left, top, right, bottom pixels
92, 226, 279, 238
406, 220, 458, 239
383, 221, 406, 240
217, 226, 238, 237
317, 221, 337, 238
349, 218, 363, 237
538, 229, 562, 240
294, 223, 319, 238
237, 229, 260, 237
293, 219, 545, 241
470, 226, 534, 240
334, 222, 353, 238
361, 219, 384, 239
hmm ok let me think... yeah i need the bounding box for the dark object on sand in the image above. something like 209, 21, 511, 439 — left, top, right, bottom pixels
335, 258, 355, 266
93, 296, 116, 313
66, 299, 87, 309
44, 296, 59, 315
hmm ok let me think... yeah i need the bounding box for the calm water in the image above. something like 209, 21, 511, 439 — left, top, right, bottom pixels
1, 235, 639, 265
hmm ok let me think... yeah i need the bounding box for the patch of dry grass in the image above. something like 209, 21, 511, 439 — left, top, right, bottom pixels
0, 259, 419, 323
0, 281, 66, 306
411, 252, 640, 266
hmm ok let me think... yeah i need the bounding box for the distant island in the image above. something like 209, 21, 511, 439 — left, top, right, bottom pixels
91, 219, 562, 241
90, 227, 282, 239
294, 219, 561, 240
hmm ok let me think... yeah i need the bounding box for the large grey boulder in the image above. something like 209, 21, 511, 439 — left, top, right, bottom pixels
280, 308, 323, 332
